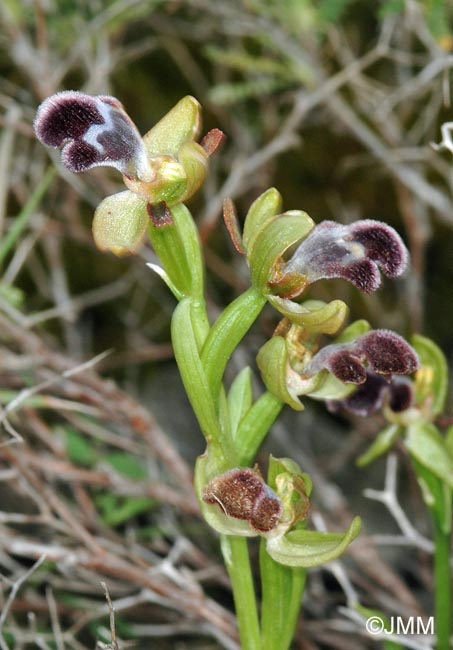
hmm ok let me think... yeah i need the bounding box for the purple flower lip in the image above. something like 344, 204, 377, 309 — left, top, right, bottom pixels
203, 469, 283, 534
283, 220, 408, 294
305, 330, 419, 385
328, 372, 415, 417
34, 91, 152, 182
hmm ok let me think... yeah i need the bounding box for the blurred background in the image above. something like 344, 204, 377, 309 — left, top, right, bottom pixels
0, 1, 452, 648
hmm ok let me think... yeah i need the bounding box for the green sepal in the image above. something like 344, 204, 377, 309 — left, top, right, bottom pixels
242, 187, 283, 254
405, 421, 453, 490
267, 297, 348, 335
248, 211, 314, 290
179, 141, 208, 201
411, 456, 452, 534
257, 336, 305, 411
265, 516, 361, 567
228, 367, 253, 438
195, 453, 256, 536
92, 190, 148, 256
142, 95, 202, 157
412, 334, 448, 417
306, 372, 356, 401
356, 424, 403, 467
335, 319, 371, 343
268, 456, 312, 529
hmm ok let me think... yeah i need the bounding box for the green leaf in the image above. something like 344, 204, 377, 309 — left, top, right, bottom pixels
266, 516, 361, 567
104, 452, 148, 480
201, 286, 267, 405
412, 334, 448, 416
267, 296, 348, 335
236, 392, 284, 466
142, 95, 202, 157
228, 367, 254, 437
405, 422, 453, 490
242, 187, 283, 254
64, 428, 96, 467
357, 424, 402, 467
172, 299, 227, 458
97, 495, 156, 527
446, 425, 453, 460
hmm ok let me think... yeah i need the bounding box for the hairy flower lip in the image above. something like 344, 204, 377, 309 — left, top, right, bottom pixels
34, 91, 152, 182
305, 329, 419, 385
283, 219, 408, 294
202, 468, 283, 534
328, 372, 415, 417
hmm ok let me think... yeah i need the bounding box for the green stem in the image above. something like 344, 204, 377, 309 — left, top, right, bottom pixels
201, 287, 267, 407
260, 541, 306, 650
0, 167, 56, 267
221, 536, 261, 650
433, 518, 452, 650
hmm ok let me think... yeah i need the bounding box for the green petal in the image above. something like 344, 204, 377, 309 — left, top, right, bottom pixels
178, 141, 208, 201
267, 297, 348, 335
257, 337, 305, 411
242, 187, 283, 254
92, 190, 148, 256
412, 334, 448, 416
405, 421, 453, 490
266, 516, 361, 567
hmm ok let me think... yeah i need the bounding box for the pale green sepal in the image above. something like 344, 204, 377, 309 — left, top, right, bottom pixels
356, 424, 402, 467
335, 319, 371, 343
142, 95, 202, 157
257, 337, 304, 411
242, 187, 283, 254
266, 516, 361, 567
92, 190, 148, 256
195, 453, 256, 536
268, 296, 348, 335
405, 422, 453, 490
412, 334, 448, 416
228, 367, 254, 438
249, 212, 314, 289
146, 263, 183, 300
306, 372, 356, 401
179, 141, 208, 201
411, 457, 452, 534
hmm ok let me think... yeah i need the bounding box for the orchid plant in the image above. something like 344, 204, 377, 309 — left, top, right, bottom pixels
34, 93, 452, 650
